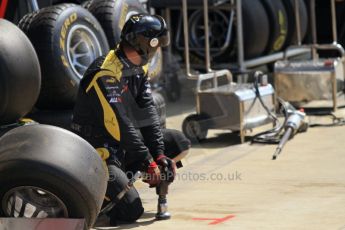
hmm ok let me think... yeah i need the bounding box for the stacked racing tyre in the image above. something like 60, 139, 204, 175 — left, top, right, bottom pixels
282, 0, 308, 47
0, 19, 108, 229
261, 0, 289, 53
0, 19, 41, 125
18, 4, 109, 109
188, 8, 233, 59
0, 125, 108, 229
85, 0, 163, 82
186, 0, 270, 60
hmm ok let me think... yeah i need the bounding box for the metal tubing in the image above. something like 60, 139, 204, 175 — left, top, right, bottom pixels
29, 0, 39, 11
196, 70, 233, 92
332, 71, 337, 111
245, 47, 310, 68
182, 0, 233, 81
181, 0, 233, 113
282, 42, 345, 60
294, 0, 302, 45
272, 127, 293, 160
236, 0, 245, 71
203, 0, 212, 72
314, 43, 345, 56
330, 0, 338, 43
182, 0, 201, 79
239, 102, 245, 143
310, 0, 318, 60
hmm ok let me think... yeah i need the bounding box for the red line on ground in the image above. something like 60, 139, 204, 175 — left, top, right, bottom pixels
209, 215, 235, 225
0, 0, 9, 18
192, 214, 236, 225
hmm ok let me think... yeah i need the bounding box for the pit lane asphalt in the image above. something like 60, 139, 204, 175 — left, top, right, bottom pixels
93, 76, 345, 230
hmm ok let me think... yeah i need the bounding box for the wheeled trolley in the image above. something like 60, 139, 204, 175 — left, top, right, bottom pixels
274, 0, 345, 111
180, 0, 275, 143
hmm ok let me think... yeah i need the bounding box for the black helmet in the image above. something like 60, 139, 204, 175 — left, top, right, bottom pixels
121, 14, 170, 64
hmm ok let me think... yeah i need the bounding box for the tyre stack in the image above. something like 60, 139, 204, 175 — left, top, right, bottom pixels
0, 19, 108, 229
18, 0, 164, 109
151, 0, 309, 63
17, 3, 110, 128
0, 19, 40, 127
1, 1, 168, 227
18, 0, 167, 130
18, 3, 109, 109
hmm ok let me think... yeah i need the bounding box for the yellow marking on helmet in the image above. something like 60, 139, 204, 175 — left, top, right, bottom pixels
86, 70, 121, 142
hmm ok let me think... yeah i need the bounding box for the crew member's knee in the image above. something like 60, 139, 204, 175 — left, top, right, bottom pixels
162, 129, 191, 165
108, 190, 144, 223
106, 165, 144, 223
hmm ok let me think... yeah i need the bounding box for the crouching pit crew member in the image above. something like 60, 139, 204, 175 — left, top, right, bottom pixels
71, 14, 190, 225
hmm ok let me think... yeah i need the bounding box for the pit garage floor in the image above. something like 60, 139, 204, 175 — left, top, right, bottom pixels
94, 77, 345, 230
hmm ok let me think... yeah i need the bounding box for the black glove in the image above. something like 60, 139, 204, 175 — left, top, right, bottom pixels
156, 155, 176, 183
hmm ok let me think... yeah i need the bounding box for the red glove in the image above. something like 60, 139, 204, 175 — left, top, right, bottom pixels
142, 160, 161, 187
156, 154, 176, 183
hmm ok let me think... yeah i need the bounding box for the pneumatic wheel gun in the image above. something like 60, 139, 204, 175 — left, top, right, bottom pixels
155, 164, 172, 220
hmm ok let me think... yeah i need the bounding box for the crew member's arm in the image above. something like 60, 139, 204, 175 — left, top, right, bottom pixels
84, 70, 153, 163
135, 75, 165, 159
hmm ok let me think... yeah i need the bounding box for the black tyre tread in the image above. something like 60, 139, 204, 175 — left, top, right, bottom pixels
189, 0, 269, 60
25, 4, 77, 92
17, 11, 40, 34
23, 3, 109, 109
261, 0, 289, 53
241, 0, 270, 59
86, 0, 120, 47
282, 0, 308, 47
81, 0, 92, 8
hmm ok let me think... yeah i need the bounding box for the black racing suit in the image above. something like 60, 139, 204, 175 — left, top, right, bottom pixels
71, 47, 190, 223
72, 47, 164, 166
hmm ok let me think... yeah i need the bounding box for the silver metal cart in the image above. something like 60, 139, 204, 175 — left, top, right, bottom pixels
274, 0, 345, 111
180, 0, 275, 143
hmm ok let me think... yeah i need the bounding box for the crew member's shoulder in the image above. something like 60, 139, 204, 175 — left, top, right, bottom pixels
79, 55, 106, 87
100, 50, 125, 81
